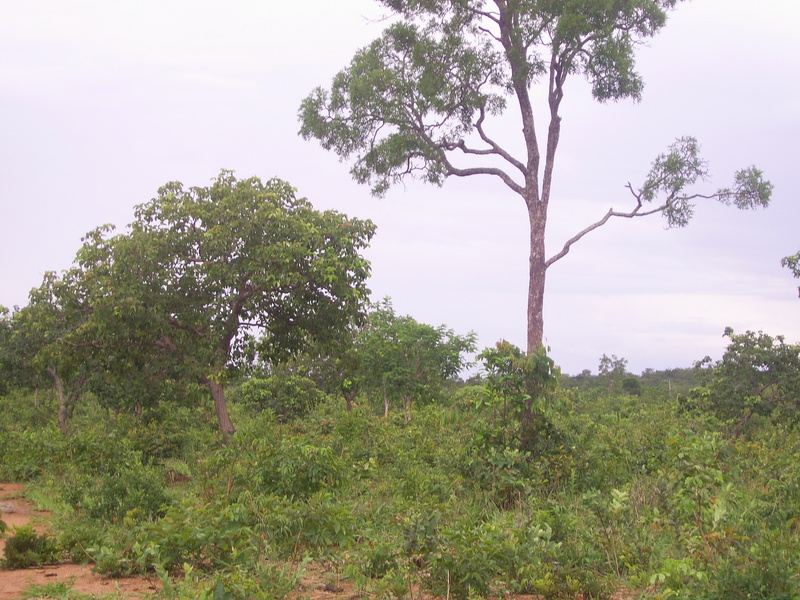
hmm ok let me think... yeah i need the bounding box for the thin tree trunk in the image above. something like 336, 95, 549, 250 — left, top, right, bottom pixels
207, 379, 236, 445
383, 376, 389, 418
47, 367, 69, 435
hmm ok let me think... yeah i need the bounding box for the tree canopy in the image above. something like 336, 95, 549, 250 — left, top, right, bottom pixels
782, 251, 800, 298
300, 0, 772, 352
687, 328, 800, 435
358, 298, 477, 418
19, 172, 376, 441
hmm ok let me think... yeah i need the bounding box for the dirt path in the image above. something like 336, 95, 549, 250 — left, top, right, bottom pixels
0, 483, 160, 600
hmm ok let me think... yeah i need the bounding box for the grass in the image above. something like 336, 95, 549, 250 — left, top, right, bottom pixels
22, 580, 89, 600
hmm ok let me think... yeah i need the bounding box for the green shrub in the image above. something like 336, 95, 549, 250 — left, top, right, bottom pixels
2, 524, 61, 568
708, 525, 800, 599
418, 511, 608, 600
56, 520, 105, 563
0, 425, 66, 481
59, 460, 171, 523
168, 562, 303, 600
243, 490, 355, 558
202, 432, 348, 501
116, 495, 259, 574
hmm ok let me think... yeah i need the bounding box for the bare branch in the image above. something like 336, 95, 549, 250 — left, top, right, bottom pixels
545, 184, 667, 269
446, 163, 525, 194
168, 315, 207, 337
473, 105, 527, 175
154, 335, 178, 353
413, 118, 525, 195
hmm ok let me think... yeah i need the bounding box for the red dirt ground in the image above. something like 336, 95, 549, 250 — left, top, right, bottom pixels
0, 483, 160, 600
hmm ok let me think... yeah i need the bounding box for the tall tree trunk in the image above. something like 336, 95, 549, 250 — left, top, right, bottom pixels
207, 379, 236, 445
527, 201, 548, 353
46, 367, 69, 435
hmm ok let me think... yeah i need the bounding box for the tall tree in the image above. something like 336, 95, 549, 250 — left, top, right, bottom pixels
0, 306, 22, 396
299, 0, 772, 352
62, 172, 376, 442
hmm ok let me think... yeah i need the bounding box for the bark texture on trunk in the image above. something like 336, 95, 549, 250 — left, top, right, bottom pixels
47, 367, 69, 435
208, 379, 236, 445
527, 202, 548, 354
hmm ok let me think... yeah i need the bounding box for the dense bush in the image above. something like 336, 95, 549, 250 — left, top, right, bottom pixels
2, 367, 800, 597
0, 424, 66, 481
2, 524, 61, 568
235, 375, 325, 422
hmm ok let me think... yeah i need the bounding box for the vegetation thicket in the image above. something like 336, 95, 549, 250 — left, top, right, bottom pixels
2, 311, 800, 599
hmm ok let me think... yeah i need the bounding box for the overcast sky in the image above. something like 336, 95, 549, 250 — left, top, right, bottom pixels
1, 0, 798, 375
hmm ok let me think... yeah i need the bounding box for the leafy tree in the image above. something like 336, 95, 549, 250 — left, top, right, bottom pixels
15, 245, 202, 431
359, 299, 476, 419
599, 353, 628, 395
689, 328, 800, 435
300, 0, 772, 352
11, 272, 99, 433
0, 306, 19, 396
1, 303, 51, 400
782, 251, 800, 297
265, 327, 367, 413
56, 171, 376, 442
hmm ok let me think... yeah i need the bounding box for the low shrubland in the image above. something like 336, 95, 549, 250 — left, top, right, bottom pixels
1, 370, 799, 600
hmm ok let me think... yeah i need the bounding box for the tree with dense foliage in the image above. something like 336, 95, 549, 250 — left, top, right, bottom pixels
260, 325, 368, 413
300, 0, 773, 352
10, 272, 102, 434
782, 251, 800, 297
0, 306, 17, 396
688, 328, 800, 435
359, 298, 476, 419
599, 353, 628, 395
45, 172, 375, 442
621, 376, 642, 396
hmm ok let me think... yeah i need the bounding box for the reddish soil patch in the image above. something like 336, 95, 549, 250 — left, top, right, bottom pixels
0, 483, 160, 600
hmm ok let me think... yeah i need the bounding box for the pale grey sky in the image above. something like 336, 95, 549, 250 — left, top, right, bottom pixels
1, 0, 797, 374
